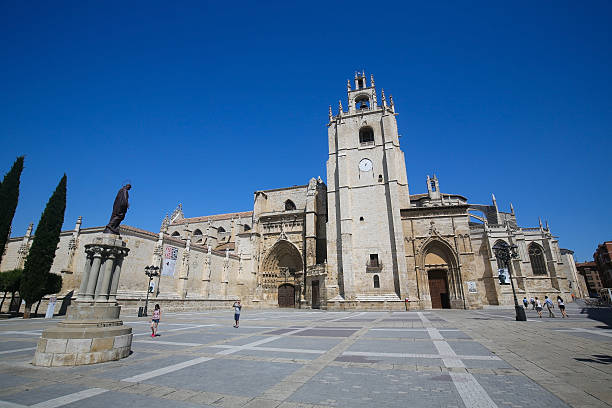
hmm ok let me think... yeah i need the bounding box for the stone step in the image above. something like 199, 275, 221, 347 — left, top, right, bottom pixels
355, 293, 401, 302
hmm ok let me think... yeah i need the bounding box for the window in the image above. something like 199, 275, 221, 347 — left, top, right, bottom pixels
243, 224, 251, 231
430, 179, 437, 192
529, 243, 547, 275
373, 275, 380, 288
171, 231, 180, 238
193, 229, 203, 243
359, 216, 364, 222
359, 126, 374, 145
378, 174, 383, 183
285, 200, 296, 211
369, 254, 379, 268
218, 226, 226, 233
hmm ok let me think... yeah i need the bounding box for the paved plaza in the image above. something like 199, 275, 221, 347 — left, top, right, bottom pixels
0, 303, 610, 408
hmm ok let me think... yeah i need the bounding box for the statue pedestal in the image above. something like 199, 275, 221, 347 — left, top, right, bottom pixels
33, 234, 132, 367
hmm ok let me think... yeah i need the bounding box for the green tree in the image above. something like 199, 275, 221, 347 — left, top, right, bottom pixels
0, 268, 22, 312
20, 174, 66, 319
34, 273, 63, 316
0, 156, 25, 266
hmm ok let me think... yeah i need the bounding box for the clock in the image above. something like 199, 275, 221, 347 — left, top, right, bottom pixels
359, 158, 373, 172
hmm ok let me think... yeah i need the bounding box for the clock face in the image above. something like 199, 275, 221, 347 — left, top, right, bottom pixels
359, 158, 373, 172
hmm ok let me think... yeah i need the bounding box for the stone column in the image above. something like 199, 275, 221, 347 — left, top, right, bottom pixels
95, 252, 116, 302
78, 250, 93, 298
83, 249, 103, 301
108, 258, 124, 303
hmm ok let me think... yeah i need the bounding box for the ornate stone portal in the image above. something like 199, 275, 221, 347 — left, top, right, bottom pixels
33, 235, 132, 367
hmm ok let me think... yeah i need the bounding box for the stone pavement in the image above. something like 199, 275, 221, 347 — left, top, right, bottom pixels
0, 302, 610, 408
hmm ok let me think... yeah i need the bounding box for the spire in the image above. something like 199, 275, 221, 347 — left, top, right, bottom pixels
545, 220, 549, 231
381, 89, 387, 108
74, 216, 82, 233
338, 99, 343, 114
329, 105, 333, 121
347, 79, 351, 91
389, 95, 395, 112
370, 74, 375, 87
510, 202, 515, 215
539, 217, 543, 229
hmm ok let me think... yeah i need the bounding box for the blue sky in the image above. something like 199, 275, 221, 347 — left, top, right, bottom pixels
1, 1, 610, 262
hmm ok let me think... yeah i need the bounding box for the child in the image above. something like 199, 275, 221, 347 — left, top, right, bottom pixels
233, 300, 241, 328
522, 297, 529, 309
557, 296, 568, 318
544, 296, 555, 318
535, 297, 543, 318
530, 297, 536, 310
151, 304, 161, 337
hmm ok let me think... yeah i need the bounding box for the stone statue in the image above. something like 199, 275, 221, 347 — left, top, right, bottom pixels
103, 184, 131, 235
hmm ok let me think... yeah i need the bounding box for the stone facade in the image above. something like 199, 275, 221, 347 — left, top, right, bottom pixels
1, 72, 577, 311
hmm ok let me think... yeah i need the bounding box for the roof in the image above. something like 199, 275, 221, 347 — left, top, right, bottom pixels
576, 261, 597, 268
259, 185, 308, 193
119, 225, 158, 238
171, 211, 253, 225
215, 241, 236, 251
409, 193, 469, 201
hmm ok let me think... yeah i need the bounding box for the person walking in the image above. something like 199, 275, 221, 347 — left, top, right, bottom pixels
530, 297, 536, 310
151, 304, 161, 337
233, 300, 242, 328
544, 296, 555, 318
557, 296, 568, 318
523, 297, 529, 309
535, 297, 543, 318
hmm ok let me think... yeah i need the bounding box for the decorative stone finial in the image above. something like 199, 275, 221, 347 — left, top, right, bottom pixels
370, 74, 375, 87
347, 79, 351, 91
329, 105, 333, 121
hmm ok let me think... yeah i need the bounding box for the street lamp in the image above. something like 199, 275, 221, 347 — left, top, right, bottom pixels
143, 265, 160, 316
492, 241, 527, 321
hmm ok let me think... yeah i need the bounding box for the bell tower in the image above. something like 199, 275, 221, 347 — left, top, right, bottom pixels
326, 72, 410, 301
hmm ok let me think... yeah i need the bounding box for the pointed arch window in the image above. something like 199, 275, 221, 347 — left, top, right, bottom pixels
218, 226, 226, 233
493, 240, 508, 270
171, 231, 181, 238
359, 126, 374, 146
285, 200, 296, 211
529, 243, 547, 275
193, 229, 203, 243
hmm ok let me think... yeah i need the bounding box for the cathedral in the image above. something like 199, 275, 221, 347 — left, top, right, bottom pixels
1, 73, 575, 311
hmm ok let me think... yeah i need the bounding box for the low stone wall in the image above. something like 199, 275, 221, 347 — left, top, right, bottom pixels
325, 300, 406, 311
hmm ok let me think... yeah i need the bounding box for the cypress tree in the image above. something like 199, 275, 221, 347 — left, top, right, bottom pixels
20, 174, 66, 318
0, 156, 25, 266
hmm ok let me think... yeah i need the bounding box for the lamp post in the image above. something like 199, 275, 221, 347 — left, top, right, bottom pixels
143, 265, 160, 317
492, 241, 527, 321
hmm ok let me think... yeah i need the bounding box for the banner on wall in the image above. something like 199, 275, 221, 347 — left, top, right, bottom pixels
497, 268, 510, 285
162, 246, 179, 277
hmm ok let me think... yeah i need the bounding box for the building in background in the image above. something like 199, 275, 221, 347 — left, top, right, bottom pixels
593, 241, 612, 290
1, 73, 576, 311
576, 261, 602, 297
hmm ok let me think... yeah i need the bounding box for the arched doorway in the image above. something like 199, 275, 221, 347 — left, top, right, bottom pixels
420, 239, 461, 309
278, 284, 295, 307
261, 240, 303, 307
